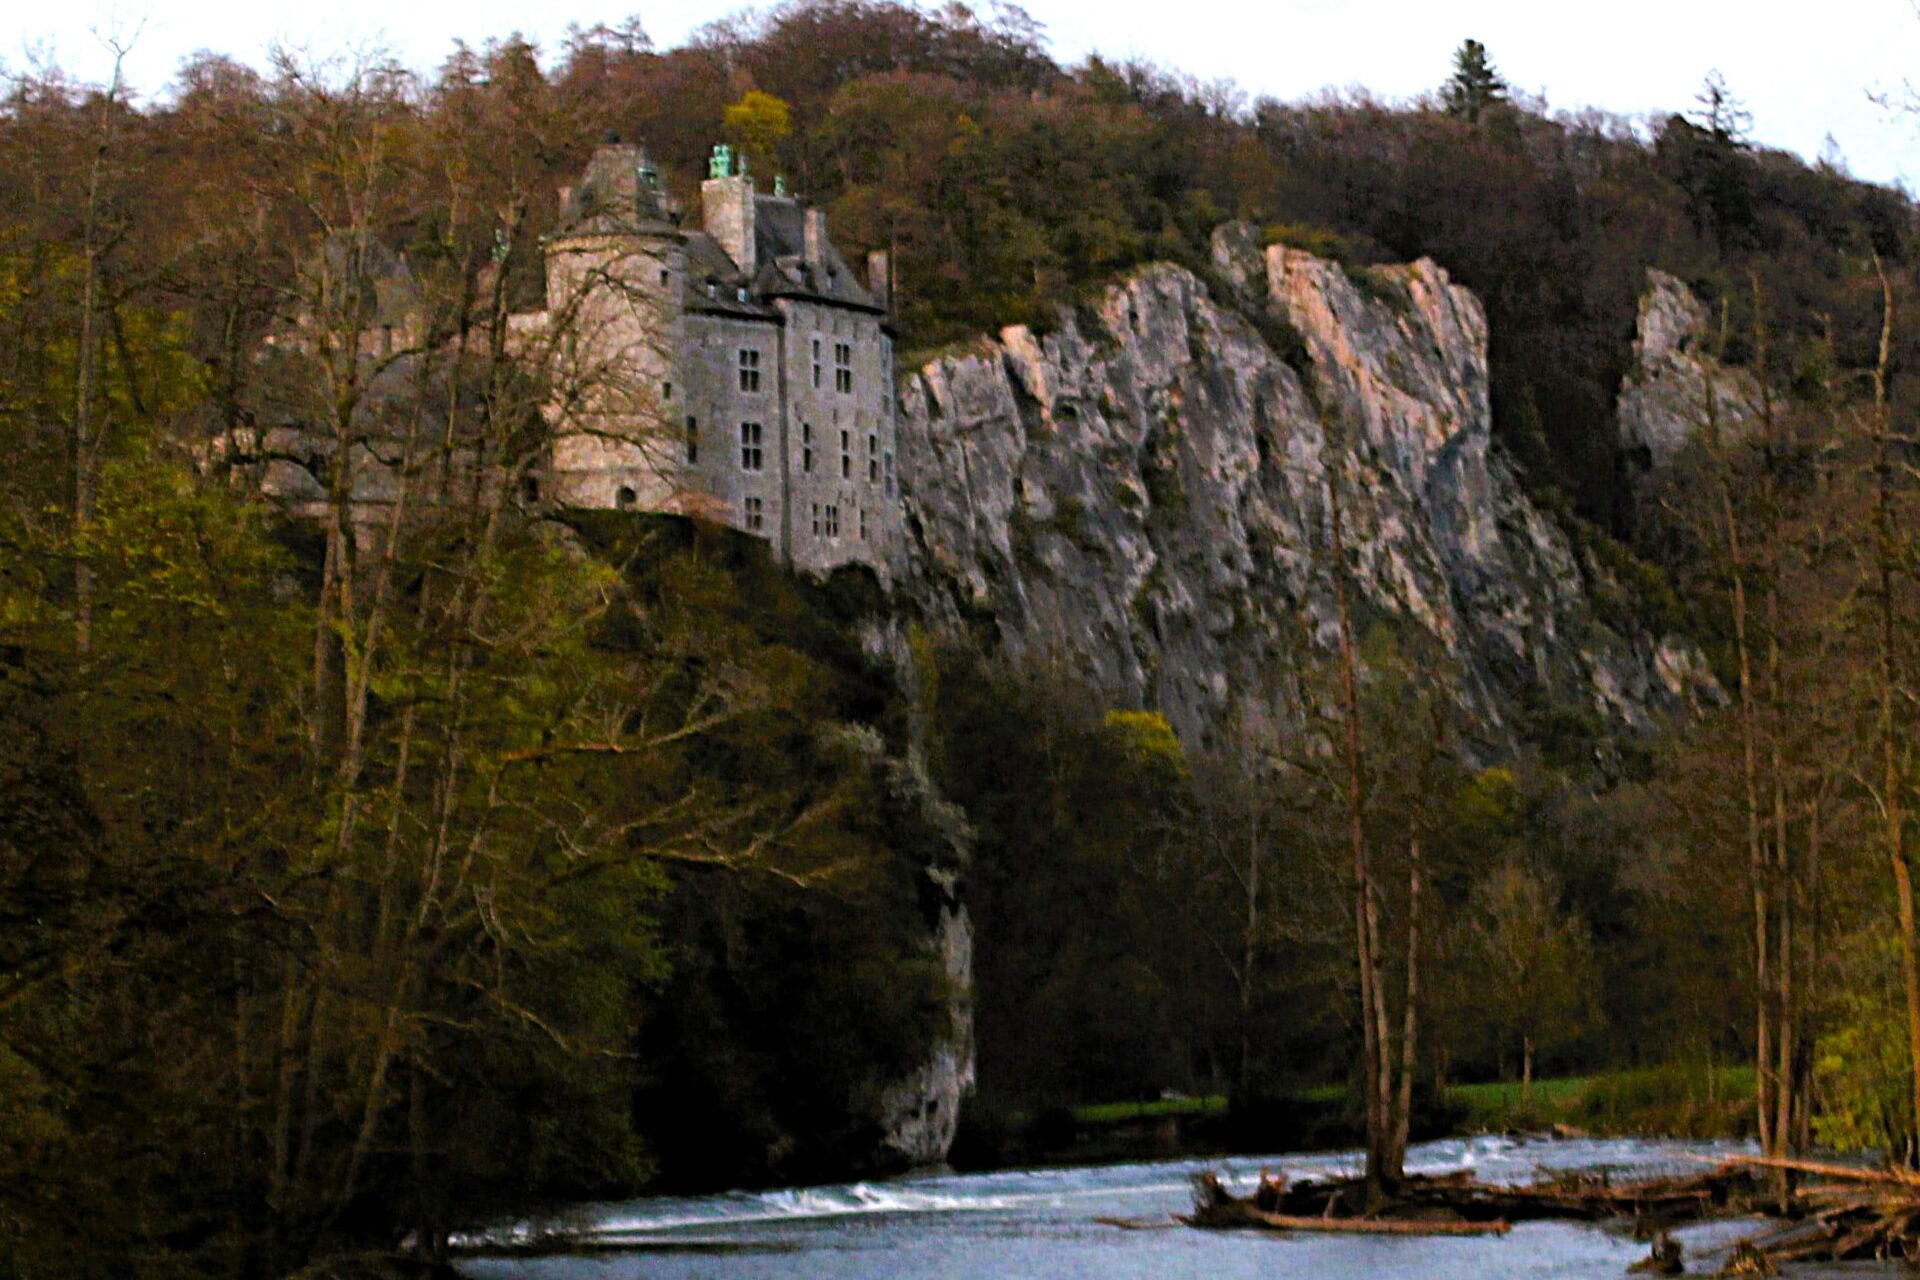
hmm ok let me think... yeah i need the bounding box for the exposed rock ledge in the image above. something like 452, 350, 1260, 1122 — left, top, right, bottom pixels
892, 224, 1718, 755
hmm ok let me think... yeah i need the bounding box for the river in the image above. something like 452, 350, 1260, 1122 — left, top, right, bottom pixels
457, 1135, 1899, 1278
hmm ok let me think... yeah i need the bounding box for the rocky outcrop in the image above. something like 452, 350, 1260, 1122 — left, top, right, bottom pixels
893, 225, 1718, 753
1617, 268, 1759, 473
877, 892, 974, 1166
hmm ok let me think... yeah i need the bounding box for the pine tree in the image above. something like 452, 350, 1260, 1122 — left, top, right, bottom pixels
1440, 39, 1508, 123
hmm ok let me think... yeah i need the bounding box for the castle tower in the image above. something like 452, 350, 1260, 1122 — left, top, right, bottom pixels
541, 142, 689, 512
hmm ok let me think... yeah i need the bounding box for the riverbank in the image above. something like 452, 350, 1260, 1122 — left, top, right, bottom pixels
955, 1065, 1756, 1170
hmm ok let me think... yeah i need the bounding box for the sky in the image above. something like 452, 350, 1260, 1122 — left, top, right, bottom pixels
7, 0, 1920, 189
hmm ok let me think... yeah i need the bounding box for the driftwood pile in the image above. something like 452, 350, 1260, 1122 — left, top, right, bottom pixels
1185, 1162, 1755, 1239
1715, 1156, 1920, 1267
1185, 1154, 1920, 1269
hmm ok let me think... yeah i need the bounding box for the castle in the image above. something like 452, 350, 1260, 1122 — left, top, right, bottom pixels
524, 141, 904, 578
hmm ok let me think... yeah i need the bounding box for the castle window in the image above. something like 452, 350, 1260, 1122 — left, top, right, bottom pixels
738, 349, 761, 392
825, 504, 840, 537
867, 432, 878, 483
840, 430, 851, 479
739, 421, 763, 471
858, 507, 868, 541
521, 475, 540, 503
811, 502, 821, 536
662, 380, 673, 401
885, 451, 895, 496
801, 423, 814, 474
685, 415, 698, 464
616, 486, 637, 510
812, 337, 823, 389
744, 496, 764, 531
659, 269, 669, 286
834, 342, 853, 393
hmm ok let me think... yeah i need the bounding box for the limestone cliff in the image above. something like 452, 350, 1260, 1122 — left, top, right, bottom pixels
1617, 268, 1759, 475
892, 225, 1718, 753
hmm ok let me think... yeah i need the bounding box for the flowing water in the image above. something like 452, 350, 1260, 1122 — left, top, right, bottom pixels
457, 1135, 1900, 1279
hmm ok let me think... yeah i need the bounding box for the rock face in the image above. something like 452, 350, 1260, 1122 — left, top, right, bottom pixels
874, 232, 1725, 1168
893, 225, 1718, 753
877, 892, 975, 1167
1616, 268, 1759, 474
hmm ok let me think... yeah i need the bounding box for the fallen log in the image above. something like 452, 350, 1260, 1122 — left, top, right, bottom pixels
1711, 1153, 1920, 1187
1216, 1207, 1511, 1236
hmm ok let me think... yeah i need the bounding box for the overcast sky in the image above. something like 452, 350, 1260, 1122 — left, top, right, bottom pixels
9, 0, 1920, 189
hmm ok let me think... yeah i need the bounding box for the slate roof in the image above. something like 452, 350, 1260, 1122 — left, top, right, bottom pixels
554, 143, 677, 237
553, 144, 885, 322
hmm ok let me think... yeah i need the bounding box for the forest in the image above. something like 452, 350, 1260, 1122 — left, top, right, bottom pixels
4, 2, 1920, 1275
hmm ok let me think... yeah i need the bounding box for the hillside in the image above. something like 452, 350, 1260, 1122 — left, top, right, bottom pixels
5, 6, 1920, 1275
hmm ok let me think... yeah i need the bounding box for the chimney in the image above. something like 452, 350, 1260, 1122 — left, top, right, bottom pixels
804, 208, 828, 265
700, 144, 755, 274
866, 249, 892, 310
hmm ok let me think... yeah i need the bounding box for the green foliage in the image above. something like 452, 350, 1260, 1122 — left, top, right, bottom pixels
1813, 935, 1916, 1154
1100, 708, 1186, 775
1453, 861, 1604, 1081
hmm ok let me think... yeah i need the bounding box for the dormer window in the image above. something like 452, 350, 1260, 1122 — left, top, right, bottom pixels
738, 349, 761, 393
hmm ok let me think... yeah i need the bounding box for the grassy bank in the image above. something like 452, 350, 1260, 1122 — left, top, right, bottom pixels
1447, 1064, 1756, 1137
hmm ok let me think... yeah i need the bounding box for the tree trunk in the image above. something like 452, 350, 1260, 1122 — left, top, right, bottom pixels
1390, 834, 1422, 1177
1868, 258, 1920, 1163
69, 45, 129, 653
1705, 299, 1773, 1159
1326, 456, 1387, 1203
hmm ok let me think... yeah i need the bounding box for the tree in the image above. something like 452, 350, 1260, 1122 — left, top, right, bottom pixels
722, 88, 793, 173
1463, 862, 1601, 1098
1691, 70, 1752, 146
1439, 39, 1507, 123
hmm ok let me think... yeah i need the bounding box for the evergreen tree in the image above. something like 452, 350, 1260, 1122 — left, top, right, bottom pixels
1440, 38, 1508, 123
1691, 69, 1752, 146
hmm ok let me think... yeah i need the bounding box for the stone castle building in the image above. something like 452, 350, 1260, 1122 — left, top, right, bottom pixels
525, 141, 903, 578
